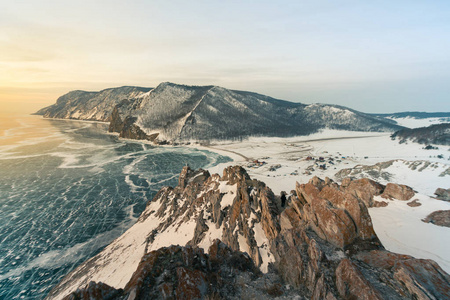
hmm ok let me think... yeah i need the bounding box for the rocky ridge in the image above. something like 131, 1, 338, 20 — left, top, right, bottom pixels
48, 166, 449, 300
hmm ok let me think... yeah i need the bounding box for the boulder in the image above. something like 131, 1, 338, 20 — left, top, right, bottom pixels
434, 188, 450, 201
342, 178, 384, 207
407, 199, 422, 207
422, 210, 450, 227
381, 183, 415, 200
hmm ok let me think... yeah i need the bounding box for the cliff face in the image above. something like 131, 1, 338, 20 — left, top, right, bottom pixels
49, 166, 449, 300
35, 86, 152, 121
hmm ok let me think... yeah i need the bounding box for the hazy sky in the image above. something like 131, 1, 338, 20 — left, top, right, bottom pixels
1, 0, 449, 113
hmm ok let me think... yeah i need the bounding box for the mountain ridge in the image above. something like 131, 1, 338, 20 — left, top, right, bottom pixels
36, 82, 403, 143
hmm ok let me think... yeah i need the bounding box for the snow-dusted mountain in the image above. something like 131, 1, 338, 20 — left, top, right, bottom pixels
36, 82, 402, 142
107, 82, 402, 142
35, 86, 152, 121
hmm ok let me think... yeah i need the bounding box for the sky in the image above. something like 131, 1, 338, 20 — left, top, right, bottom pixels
1, 0, 449, 114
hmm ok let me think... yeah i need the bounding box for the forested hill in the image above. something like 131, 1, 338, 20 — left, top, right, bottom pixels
391, 123, 450, 146
36, 82, 403, 143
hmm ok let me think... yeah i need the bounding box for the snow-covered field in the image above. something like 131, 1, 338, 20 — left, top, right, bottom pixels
202, 130, 449, 194
388, 116, 450, 128
197, 129, 450, 273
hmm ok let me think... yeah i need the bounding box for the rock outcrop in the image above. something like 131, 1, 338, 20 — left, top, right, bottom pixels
63, 241, 303, 300
381, 183, 415, 200
407, 199, 422, 207
49, 166, 449, 300
335, 159, 449, 187
422, 210, 450, 228
435, 188, 450, 201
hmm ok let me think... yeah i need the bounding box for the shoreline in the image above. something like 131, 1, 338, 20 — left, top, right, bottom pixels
40, 116, 110, 125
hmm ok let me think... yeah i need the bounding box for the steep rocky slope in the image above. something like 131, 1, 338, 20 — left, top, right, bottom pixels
48, 166, 449, 300
35, 86, 152, 121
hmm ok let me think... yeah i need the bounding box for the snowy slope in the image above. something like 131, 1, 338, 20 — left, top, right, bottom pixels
35, 86, 152, 121
370, 112, 450, 128
388, 117, 450, 128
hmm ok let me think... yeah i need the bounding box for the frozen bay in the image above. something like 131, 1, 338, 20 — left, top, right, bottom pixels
0, 114, 231, 299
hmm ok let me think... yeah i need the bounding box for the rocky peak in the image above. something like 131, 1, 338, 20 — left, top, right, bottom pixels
221, 165, 251, 184
178, 166, 210, 189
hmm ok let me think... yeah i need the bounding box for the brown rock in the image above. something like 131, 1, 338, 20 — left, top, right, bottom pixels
175, 267, 207, 299
341, 177, 352, 188
356, 250, 450, 299
355, 250, 412, 270
373, 200, 389, 207
422, 210, 450, 227
434, 188, 450, 201
407, 199, 422, 207
311, 197, 357, 248
296, 182, 321, 204
392, 258, 450, 300
343, 178, 384, 207
259, 187, 280, 240
381, 183, 415, 200
221, 165, 250, 184
335, 258, 383, 300
319, 185, 377, 241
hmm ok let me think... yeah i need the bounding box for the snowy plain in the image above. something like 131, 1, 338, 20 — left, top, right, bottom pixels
387, 116, 450, 129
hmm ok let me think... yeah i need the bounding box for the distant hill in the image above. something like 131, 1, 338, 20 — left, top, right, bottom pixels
371, 112, 450, 119
391, 123, 450, 146
36, 82, 403, 143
